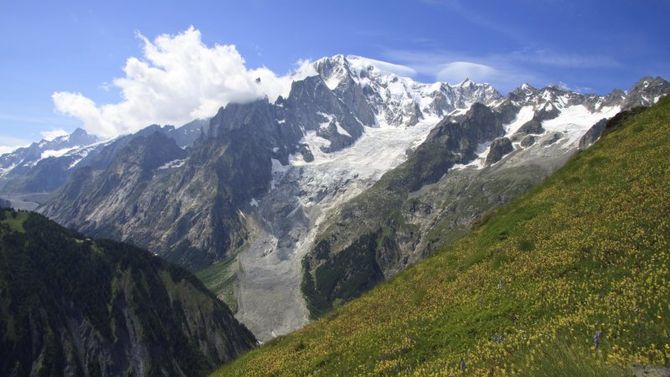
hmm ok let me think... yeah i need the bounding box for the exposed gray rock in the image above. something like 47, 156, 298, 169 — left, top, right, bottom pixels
282, 75, 366, 152
511, 105, 560, 141
579, 119, 608, 150
541, 132, 563, 146
512, 119, 544, 140
486, 137, 513, 165
603, 89, 626, 107
520, 135, 536, 147
508, 83, 538, 103
168, 118, 211, 148
623, 76, 670, 109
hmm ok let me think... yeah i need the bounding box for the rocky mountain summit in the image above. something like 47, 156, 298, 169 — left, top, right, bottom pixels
0, 128, 100, 194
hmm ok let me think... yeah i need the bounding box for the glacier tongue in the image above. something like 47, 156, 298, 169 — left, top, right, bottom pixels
505, 106, 535, 135
542, 105, 621, 146
236, 115, 441, 340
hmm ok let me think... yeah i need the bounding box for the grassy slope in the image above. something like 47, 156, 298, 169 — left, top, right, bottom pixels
196, 256, 239, 312
214, 97, 670, 376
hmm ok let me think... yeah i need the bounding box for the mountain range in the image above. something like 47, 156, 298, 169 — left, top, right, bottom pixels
0, 55, 668, 343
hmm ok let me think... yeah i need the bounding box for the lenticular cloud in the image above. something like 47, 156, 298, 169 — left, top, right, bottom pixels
52, 26, 316, 138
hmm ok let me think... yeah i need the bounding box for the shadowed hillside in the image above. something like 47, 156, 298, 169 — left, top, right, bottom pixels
0, 209, 256, 377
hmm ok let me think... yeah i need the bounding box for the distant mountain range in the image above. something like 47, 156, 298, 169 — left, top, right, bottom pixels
0, 55, 668, 342
0, 119, 209, 198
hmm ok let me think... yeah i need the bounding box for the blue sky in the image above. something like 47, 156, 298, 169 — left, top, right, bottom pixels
1, 0, 669, 151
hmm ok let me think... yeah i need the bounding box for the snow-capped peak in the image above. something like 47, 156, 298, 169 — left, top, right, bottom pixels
0, 127, 101, 176
458, 78, 475, 88
314, 55, 352, 90
310, 55, 501, 127
345, 55, 417, 78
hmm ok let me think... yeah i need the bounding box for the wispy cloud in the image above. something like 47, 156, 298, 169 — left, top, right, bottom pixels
348, 56, 417, 77
383, 49, 536, 91
419, 0, 529, 44
436, 61, 498, 82
503, 48, 621, 69
411, 0, 622, 91
0, 135, 31, 155
383, 46, 621, 92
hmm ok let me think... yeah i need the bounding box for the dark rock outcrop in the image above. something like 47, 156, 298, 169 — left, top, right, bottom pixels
579, 119, 608, 150
515, 119, 545, 137
541, 132, 563, 146
520, 135, 536, 147
486, 137, 514, 165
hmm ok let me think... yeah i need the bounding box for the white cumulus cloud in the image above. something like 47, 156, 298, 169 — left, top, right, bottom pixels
52, 26, 316, 138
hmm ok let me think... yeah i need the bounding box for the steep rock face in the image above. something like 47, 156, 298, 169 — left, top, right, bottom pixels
39, 131, 217, 264
579, 119, 608, 149
280, 76, 365, 153
485, 137, 513, 165
42, 99, 295, 270
169, 118, 211, 148
0, 209, 255, 377
314, 56, 377, 126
